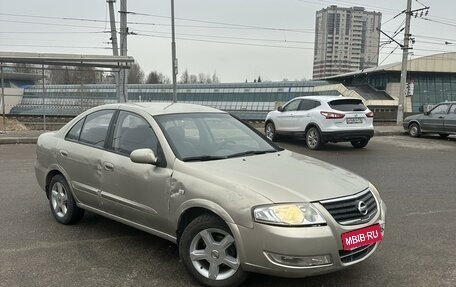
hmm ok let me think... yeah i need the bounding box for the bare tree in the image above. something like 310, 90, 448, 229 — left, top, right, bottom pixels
180, 69, 190, 83
128, 62, 145, 84
189, 74, 198, 83
146, 71, 164, 84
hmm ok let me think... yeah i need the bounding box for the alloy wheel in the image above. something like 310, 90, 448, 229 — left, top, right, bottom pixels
51, 182, 68, 218
189, 228, 240, 281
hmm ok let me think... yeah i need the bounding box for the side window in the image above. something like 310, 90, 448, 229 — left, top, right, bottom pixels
283, 100, 301, 112
79, 110, 115, 147
112, 111, 158, 156
450, 104, 456, 114
299, 99, 319, 111
65, 118, 85, 141
430, 104, 449, 115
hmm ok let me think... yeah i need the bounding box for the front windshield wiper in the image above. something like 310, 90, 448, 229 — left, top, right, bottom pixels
182, 155, 228, 162
226, 149, 277, 159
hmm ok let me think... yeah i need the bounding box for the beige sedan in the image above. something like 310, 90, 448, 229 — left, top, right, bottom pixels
35, 103, 386, 287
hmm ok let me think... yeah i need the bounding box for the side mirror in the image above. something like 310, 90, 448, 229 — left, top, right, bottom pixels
424, 111, 430, 115
130, 148, 157, 165
277, 106, 283, 112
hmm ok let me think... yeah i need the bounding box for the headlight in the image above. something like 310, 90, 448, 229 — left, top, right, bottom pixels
369, 182, 382, 203
253, 203, 326, 226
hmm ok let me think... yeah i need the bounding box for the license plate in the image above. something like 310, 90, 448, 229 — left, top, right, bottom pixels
346, 118, 363, 124
341, 224, 383, 250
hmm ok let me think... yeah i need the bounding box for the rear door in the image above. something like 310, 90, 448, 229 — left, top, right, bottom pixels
444, 104, 456, 133
421, 104, 449, 132
294, 99, 320, 131
58, 109, 116, 209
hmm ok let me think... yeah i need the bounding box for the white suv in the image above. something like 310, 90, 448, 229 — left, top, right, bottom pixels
265, 95, 374, 149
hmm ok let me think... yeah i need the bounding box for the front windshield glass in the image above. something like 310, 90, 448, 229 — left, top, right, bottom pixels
155, 113, 279, 161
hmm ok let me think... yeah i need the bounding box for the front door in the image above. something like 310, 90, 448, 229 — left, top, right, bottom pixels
444, 104, 456, 133
275, 99, 301, 132
100, 111, 172, 232
421, 104, 449, 132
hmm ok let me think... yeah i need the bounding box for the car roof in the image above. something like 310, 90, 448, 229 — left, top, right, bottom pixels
99, 102, 225, 116
293, 95, 361, 102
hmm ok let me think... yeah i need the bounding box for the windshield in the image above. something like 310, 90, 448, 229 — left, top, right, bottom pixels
155, 113, 279, 161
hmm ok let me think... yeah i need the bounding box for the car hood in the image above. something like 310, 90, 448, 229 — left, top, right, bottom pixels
175, 150, 369, 203
404, 114, 424, 121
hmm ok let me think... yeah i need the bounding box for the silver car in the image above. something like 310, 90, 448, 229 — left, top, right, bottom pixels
35, 103, 386, 287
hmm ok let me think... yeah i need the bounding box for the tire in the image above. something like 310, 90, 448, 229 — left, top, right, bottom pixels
48, 175, 84, 225
408, 123, 421, 137
179, 214, 247, 287
351, 139, 369, 149
265, 121, 278, 141
439, 133, 449, 138
306, 126, 322, 150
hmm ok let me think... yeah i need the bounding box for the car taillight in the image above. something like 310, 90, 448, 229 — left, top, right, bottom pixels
366, 111, 374, 118
320, 111, 345, 119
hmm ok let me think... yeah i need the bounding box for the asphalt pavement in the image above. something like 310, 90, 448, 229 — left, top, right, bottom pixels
0, 135, 455, 287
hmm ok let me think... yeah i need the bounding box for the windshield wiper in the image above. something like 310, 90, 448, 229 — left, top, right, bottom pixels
183, 155, 228, 162
226, 149, 277, 158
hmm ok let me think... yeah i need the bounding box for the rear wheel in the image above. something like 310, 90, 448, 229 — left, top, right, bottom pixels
179, 214, 247, 287
408, 123, 421, 137
49, 175, 84, 225
439, 133, 449, 138
265, 122, 277, 141
351, 139, 369, 149
306, 127, 322, 150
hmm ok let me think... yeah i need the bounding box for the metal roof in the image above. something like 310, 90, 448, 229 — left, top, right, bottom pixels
0, 51, 134, 69
323, 52, 456, 80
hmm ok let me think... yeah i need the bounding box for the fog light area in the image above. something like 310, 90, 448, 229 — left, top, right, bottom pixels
265, 252, 333, 267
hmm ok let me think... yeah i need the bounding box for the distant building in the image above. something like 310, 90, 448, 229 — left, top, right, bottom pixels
313, 5, 382, 80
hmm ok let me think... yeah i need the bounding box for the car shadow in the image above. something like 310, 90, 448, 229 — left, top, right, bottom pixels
275, 137, 367, 152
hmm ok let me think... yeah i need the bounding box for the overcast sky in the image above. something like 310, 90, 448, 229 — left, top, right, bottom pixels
1, 0, 455, 82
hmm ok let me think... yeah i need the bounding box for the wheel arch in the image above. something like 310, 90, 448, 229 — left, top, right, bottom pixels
175, 200, 239, 244
304, 122, 322, 133
45, 166, 72, 200
408, 120, 422, 129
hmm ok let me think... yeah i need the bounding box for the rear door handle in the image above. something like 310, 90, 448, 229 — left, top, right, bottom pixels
103, 162, 114, 171
60, 150, 68, 157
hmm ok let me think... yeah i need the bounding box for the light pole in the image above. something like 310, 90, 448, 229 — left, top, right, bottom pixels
171, 0, 178, 103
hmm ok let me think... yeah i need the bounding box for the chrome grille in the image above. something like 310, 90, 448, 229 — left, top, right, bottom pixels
320, 189, 378, 225
339, 243, 376, 263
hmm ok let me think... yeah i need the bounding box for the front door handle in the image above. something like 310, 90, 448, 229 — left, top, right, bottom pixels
60, 150, 68, 157
103, 162, 114, 171
438, 116, 445, 119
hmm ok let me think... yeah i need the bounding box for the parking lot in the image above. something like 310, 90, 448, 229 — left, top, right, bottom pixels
0, 135, 455, 287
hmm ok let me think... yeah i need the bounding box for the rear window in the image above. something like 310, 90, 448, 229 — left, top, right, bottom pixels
329, 99, 367, 111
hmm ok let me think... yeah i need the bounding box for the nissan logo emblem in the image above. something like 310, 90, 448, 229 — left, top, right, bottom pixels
357, 200, 368, 215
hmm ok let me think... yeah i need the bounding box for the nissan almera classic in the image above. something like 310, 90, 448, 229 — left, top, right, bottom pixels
35, 103, 386, 287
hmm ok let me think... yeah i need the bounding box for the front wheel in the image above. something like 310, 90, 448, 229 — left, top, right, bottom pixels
351, 139, 369, 149
179, 214, 247, 287
48, 175, 84, 225
265, 122, 277, 141
408, 123, 421, 137
306, 127, 322, 150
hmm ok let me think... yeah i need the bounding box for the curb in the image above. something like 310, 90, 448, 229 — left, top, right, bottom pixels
0, 137, 38, 144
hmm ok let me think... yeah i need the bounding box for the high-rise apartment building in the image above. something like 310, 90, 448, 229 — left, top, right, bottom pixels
313, 6, 381, 79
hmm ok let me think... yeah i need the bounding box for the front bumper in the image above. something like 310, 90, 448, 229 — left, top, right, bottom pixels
231, 199, 386, 278
321, 129, 374, 143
